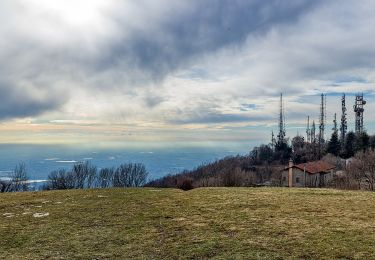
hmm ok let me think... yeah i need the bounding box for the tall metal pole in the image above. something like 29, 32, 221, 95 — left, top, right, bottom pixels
311, 120, 316, 143
340, 93, 347, 145
333, 113, 337, 134
277, 93, 286, 145
319, 93, 325, 143
306, 116, 310, 143
354, 93, 366, 135
319, 94, 325, 158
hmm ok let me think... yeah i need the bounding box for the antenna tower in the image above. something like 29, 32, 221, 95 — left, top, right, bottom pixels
306, 116, 310, 143
311, 120, 316, 143
340, 94, 347, 144
325, 94, 327, 135
354, 93, 366, 135
333, 113, 338, 134
318, 94, 326, 158
277, 93, 286, 144
271, 131, 276, 150
319, 94, 326, 143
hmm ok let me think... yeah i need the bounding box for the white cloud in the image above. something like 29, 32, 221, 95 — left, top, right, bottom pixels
0, 0, 374, 144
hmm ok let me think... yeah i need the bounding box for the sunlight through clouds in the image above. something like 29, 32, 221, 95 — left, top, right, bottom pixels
26, 0, 112, 26
0, 0, 374, 144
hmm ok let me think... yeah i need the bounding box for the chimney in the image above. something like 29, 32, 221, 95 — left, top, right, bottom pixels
288, 158, 293, 187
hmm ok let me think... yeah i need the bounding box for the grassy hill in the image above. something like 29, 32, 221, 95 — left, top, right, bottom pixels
1, 188, 375, 259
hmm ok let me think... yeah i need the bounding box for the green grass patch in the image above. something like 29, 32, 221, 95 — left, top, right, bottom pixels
1, 187, 375, 259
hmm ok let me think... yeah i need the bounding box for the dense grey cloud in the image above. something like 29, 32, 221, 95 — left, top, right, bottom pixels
0, 0, 321, 120
0, 0, 374, 132
99, 0, 320, 80
0, 80, 66, 120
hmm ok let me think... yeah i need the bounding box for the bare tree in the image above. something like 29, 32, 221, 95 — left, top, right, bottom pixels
10, 163, 29, 192
44, 161, 148, 190
47, 169, 75, 190
113, 164, 130, 187
347, 160, 363, 190
132, 163, 148, 187
0, 179, 12, 192
113, 163, 148, 187
355, 151, 375, 191
71, 161, 97, 189
45, 161, 97, 190
98, 167, 115, 188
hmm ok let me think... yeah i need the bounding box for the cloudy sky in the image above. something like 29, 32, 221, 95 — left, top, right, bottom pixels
0, 0, 374, 147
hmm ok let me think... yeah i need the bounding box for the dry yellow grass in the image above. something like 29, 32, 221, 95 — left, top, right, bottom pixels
1, 187, 375, 259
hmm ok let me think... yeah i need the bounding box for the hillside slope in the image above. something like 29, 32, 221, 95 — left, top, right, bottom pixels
1, 188, 375, 259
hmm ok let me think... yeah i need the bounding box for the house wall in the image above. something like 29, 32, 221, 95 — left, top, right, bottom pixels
282, 168, 306, 187
281, 170, 288, 186
306, 173, 319, 187
306, 171, 334, 187
282, 168, 334, 188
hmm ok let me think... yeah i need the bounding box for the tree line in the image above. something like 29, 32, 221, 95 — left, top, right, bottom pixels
252, 131, 375, 165
146, 155, 281, 190
0, 161, 148, 193
147, 130, 375, 191
334, 150, 375, 191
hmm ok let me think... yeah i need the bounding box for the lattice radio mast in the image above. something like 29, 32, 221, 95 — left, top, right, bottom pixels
277, 93, 286, 144
319, 94, 326, 143
354, 93, 366, 135
306, 116, 310, 143
340, 94, 347, 144
271, 130, 276, 150
318, 94, 326, 158
311, 120, 316, 143
333, 113, 338, 134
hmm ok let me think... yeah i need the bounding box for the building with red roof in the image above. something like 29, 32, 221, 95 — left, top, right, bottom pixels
281, 159, 336, 187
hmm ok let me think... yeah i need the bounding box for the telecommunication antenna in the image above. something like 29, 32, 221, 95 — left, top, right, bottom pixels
319, 94, 326, 143
333, 113, 338, 134
277, 93, 286, 144
306, 116, 310, 143
340, 94, 347, 144
354, 93, 366, 135
311, 120, 316, 143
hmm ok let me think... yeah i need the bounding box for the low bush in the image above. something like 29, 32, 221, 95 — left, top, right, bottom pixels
177, 178, 194, 191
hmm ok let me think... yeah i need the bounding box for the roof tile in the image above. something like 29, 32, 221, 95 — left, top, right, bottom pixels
287, 160, 335, 174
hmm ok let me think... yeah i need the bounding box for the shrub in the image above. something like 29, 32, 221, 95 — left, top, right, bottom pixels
113, 163, 148, 187
11, 163, 29, 192
98, 167, 115, 188
177, 178, 194, 191
47, 169, 75, 190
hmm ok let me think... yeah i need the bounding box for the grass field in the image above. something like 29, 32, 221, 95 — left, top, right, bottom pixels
1, 188, 375, 259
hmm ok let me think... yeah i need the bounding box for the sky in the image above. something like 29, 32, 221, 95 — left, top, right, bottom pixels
0, 0, 374, 148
